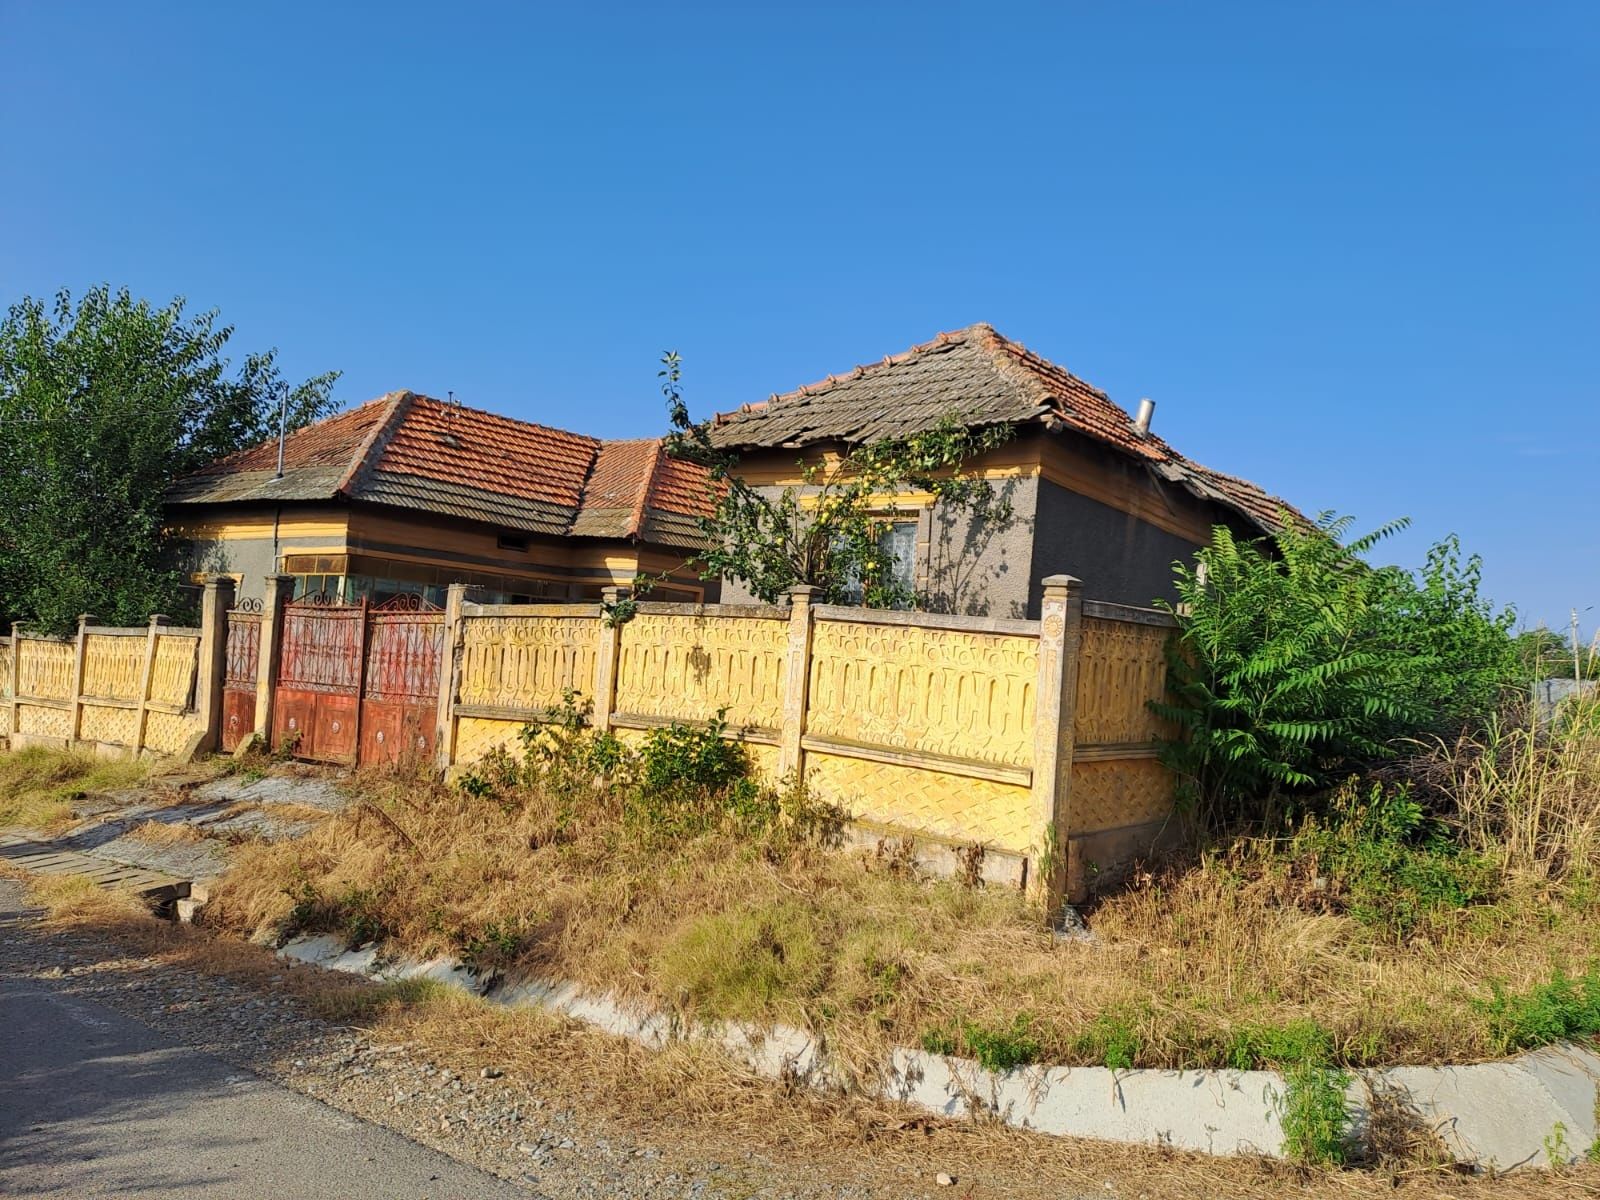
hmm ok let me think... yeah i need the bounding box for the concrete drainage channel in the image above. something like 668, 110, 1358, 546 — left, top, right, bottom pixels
277, 935, 1600, 1174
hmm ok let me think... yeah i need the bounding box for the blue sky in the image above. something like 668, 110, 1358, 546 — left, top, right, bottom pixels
2, 3, 1595, 633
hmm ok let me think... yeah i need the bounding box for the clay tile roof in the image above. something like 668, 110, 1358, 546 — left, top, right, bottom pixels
169, 392, 716, 548
709, 323, 1299, 534
164, 396, 397, 505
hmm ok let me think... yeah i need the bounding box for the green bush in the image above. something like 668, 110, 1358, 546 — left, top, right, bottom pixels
1157, 516, 1520, 830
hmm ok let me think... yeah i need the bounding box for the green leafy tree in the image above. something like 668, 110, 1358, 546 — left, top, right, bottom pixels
657, 351, 1012, 607
1156, 514, 1519, 829
0, 286, 338, 633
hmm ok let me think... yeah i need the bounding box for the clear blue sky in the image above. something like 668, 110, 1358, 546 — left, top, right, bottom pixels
3, 3, 1595, 634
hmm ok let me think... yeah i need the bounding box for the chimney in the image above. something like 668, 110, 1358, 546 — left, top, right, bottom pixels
1133, 398, 1155, 437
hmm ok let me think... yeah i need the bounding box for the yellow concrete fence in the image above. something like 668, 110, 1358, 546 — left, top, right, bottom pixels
434, 577, 1181, 902
3, 580, 236, 761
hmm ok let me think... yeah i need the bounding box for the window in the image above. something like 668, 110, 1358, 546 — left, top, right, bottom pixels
840, 520, 918, 607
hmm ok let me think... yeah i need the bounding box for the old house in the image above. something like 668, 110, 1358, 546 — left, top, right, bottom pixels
710, 324, 1296, 616
165, 391, 716, 605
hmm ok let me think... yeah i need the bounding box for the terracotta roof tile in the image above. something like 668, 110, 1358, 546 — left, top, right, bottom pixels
169, 392, 715, 548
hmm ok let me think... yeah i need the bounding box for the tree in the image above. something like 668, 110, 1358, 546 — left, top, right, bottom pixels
0, 286, 338, 633
1155, 514, 1520, 830
657, 351, 1013, 607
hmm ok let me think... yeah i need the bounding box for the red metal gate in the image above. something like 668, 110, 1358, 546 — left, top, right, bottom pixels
359, 594, 445, 765
273, 595, 366, 764
221, 602, 262, 752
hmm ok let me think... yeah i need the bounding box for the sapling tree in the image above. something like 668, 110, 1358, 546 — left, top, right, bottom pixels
656, 351, 1013, 607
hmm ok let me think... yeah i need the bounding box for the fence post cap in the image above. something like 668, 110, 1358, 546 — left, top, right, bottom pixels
1039, 574, 1082, 592
600, 584, 631, 600
77, 612, 97, 626
148, 613, 171, 626
788, 584, 820, 601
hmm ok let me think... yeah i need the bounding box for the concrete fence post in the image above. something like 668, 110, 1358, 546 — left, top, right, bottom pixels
778, 585, 818, 783
1030, 574, 1085, 918
134, 613, 170, 757
593, 586, 629, 733
7, 623, 21, 742
70, 613, 96, 747
434, 582, 468, 771
193, 577, 235, 754
254, 575, 294, 746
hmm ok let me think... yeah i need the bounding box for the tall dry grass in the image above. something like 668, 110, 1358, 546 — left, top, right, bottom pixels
1443, 694, 1600, 878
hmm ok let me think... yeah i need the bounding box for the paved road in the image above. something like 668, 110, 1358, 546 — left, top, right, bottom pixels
0, 885, 529, 1199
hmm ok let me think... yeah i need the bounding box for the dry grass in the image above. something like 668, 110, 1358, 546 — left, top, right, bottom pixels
126, 818, 206, 845
0, 746, 152, 831
206, 742, 1600, 1078
12, 881, 1597, 1199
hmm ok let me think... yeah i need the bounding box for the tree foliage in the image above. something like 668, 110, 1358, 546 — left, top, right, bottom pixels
658, 352, 1012, 606
1156, 514, 1520, 829
0, 286, 338, 632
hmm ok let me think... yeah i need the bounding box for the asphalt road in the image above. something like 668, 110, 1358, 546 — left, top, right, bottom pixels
0, 884, 529, 1199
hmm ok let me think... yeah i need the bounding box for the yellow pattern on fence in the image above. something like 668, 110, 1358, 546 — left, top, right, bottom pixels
803, 751, 1035, 853
1070, 758, 1175, 834
149, 635, 199, 709
458, 616, 598, 712
1074, 617, 1171, 745
453, 716, 529, 765
82, 634, 145, 701
80, 703, 140, 747
144, 710, 199, 756
17, 640, 74, 701
806, 619, 1037, 768
615, 614, 787, 732
17, 703, 72, 739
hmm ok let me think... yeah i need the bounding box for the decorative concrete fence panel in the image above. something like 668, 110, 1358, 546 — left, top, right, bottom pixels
1065, 603, 1181, 897
4, 579, 235, 760
803, 609, 1039, 859
612, 604, 789, 779
448, 603, 603, 765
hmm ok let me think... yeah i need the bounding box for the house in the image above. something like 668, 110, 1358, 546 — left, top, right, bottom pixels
709, 323, 1298, 617
165, 391, 716, 605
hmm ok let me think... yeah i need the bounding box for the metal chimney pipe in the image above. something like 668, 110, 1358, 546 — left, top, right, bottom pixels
1133, 398, 1155, 437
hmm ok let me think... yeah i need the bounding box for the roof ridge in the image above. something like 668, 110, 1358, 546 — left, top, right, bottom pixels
405, 393, 603, 449
626, 441, 664, 540
336, 390, 415, 496
713, 323, 995, 424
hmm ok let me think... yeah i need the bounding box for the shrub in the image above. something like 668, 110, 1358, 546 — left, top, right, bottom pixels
1157, 516, 1520, 830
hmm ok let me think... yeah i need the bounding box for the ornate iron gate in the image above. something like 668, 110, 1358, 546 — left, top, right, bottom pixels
360, 594, 445, 765
221, 601, 262, 752
273, 594, 366, 764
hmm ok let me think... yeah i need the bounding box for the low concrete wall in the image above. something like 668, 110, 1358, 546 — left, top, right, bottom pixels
279, 935, 1600, 1171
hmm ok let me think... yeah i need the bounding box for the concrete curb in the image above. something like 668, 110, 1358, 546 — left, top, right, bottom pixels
278, 935, 1600, 1171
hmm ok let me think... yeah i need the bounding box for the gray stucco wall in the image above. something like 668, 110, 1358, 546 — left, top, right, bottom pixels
1028, 477, 1200, 612
168, 533, 317, 604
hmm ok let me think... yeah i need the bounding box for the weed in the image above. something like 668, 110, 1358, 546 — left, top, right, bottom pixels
1278, 1060, 1352, 1166
1073, 1009, 1143, 1070
0, 747, 149, 831
1479, 964, 1600, 1054
1224, 1019, 1334, 1071
458, 918, 525, 977
1545, 1122, 1571, 1167
961, 1013, 1041, 1073
308, 977, 450, 1022
658, 903, 826, 1021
